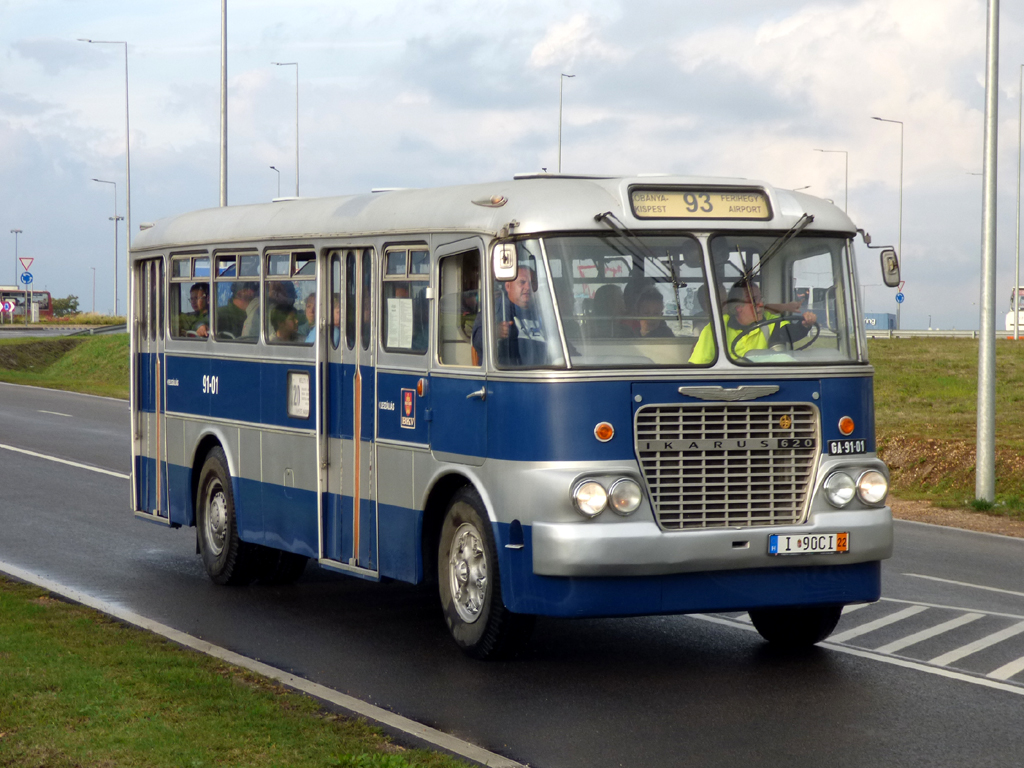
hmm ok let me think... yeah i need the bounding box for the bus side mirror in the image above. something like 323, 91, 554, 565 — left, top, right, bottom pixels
493, 243, 518, 282
880, 248, 900, 287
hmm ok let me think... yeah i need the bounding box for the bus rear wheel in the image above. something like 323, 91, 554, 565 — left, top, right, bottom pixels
438, 487, 534, 660
197, 447, 257, 586
748, 605, 843, 648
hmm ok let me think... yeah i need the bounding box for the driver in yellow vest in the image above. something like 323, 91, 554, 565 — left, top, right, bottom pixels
688, 280, 817, 364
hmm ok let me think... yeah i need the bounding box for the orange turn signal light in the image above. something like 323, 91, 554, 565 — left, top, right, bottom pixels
594, 422, 615, 442
838, 416, 855, 435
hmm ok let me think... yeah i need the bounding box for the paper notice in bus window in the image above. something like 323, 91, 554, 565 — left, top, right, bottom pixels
387, 297, 414, 348
287, 371, 310, 419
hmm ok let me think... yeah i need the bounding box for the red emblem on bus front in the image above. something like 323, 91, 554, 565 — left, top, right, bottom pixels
400, 388, 416, 429
404, 391, 413, 416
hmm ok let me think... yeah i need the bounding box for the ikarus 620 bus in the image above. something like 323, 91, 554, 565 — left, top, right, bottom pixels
129, 175, 901, 658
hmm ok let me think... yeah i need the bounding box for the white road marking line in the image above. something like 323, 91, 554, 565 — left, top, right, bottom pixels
928, 621, 1024, 667
903, 573, 1024, 600
874, 613, 984, 655
842, 603, 870, 613
0, 561, 526, 768
988, 655, 1024, 681
37, 409, 73, 417
690, 614, 1024, 697
0, 442, 129, 479
880, 596, 1024, 622
829, 605, 928, 643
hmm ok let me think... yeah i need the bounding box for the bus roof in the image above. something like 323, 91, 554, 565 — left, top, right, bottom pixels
130, 175, 858, 255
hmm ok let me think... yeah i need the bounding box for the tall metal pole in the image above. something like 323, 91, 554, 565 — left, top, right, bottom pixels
220, 0, 228, 207
91, 267, 96, 313
977, 0, 1000, 503
92, 178, 119, 315
79, 39, 131, 318
10, 229, 21, 285
1015, 63, 1022, 341
270, 166, 281, 198
273, 62, 299, 196
814, 148, 848, 212
558, 73, 574, 173
873, 117, 904, 329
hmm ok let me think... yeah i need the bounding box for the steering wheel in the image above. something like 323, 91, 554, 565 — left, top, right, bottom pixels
730, 316, 820, 358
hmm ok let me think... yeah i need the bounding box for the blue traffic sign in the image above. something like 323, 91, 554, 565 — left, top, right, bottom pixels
19, 271, 33, 285
895, 292, 905, 304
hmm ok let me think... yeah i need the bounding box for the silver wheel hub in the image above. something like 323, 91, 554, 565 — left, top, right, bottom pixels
449, 522, 488, 624
205, 484, 228, 556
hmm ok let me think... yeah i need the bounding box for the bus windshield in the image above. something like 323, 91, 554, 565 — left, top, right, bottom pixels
497, 234, 862, 370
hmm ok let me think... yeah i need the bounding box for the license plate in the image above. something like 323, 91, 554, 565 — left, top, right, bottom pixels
769, 532, 849, 555
829, 439, 866, 455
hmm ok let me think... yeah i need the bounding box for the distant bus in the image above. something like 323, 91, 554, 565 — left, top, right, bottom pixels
1007, 286, 1024, 332
0, 287, 53, 321
129, 175, 900, 659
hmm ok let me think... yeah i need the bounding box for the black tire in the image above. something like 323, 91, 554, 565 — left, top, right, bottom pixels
438, 487, 534, 660
748, 605, 843, 648
196, 447, 257, 586
255, 549, 308, 585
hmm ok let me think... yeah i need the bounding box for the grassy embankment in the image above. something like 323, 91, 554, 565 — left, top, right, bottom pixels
871, 337, 1024, 517
0, 334, 129, 399
0, 578, 467, 768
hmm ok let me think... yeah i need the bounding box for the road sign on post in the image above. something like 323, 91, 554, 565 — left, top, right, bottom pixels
19, 257, 33, 272
895, 292, 905, 304
19, 272, 33, 285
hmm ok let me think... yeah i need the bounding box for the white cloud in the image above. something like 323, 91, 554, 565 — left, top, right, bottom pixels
528, 13, 627, 70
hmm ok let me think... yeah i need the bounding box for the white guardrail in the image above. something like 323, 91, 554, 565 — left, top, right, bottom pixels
866, 329, 1024, 339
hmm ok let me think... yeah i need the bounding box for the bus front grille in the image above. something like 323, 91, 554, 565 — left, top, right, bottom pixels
635, 403, 818, 530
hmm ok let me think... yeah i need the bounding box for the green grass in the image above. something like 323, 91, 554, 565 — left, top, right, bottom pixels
0, 577, 468, 768
0, 334, 129, 399
869, 337, 1024, 515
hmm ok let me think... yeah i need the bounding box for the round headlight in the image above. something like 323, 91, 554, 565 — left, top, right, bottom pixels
573, 481, 608, 517
823, 472, 856, 507
857, 470, 888, 505
609, 479, 643, 515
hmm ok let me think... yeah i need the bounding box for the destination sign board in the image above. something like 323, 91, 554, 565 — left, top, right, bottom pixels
630, 188, 772, 220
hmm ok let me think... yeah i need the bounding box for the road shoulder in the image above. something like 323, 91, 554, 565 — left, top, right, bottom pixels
890, 497, 1024, 539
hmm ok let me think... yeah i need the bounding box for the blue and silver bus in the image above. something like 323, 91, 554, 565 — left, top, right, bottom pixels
130, 175, 900, 658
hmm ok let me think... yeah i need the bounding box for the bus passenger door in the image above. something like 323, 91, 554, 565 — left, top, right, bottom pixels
321, 248, 378, 575
429, 242, 486, 465
134, 258, 169, 522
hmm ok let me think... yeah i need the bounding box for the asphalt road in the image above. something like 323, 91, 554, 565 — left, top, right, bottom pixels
1, 383, 1023, 767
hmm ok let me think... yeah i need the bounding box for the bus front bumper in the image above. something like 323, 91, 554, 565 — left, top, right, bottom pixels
527, 507, 892, 577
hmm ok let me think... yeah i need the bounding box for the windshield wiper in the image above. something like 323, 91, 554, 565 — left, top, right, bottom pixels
741, 212, 814, 282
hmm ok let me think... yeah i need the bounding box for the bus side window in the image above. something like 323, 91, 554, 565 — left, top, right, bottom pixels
213, 252, 260, 342
345, 251, 357, 350
381, 246, 428, 354
438, 250, 480, 367
265, 250, 316, 345
330, 253, 341, 350
168, 255, 210, 340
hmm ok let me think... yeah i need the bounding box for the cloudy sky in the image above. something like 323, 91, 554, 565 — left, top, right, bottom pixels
3, 0, 1024, 328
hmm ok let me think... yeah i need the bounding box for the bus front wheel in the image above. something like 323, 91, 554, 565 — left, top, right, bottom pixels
197, 447, 257, 586
748, 605, 843, 648
437, 487, 534, 660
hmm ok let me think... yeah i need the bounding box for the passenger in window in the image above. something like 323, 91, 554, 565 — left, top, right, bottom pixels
302, 292, 317, 342
331, 294, 341, 346
472, 266, 549, 366
180, 283, 210, 337
218, 281, 258, 339
591, 284, 632, 338
635, 288, 674, 338
270, 303, 300, 343
267, 280, 297, 310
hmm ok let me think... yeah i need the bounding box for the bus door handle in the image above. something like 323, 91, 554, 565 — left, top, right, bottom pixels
466, 386, 487, 401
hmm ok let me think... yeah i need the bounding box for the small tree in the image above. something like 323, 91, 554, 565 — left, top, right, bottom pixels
52, 294, 80, 318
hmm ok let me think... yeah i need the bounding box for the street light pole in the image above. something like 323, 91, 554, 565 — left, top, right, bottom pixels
10, 229, 21, 286
272, 61, 299, 196
220, 0, 228, 207
1015, 63, 1023, 341
92, 178, 119, 316
814, 148, 848, 212
79, 38, 131, 319
558, 73, 575, 174
270, 166, 281, 199
91, 267, 96, 313
872, 116, 904, 329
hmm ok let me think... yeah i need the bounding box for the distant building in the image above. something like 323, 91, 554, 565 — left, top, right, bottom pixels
864, 312, 896, 330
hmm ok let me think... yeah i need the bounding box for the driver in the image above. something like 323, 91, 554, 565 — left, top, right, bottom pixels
688, 280, 817, 364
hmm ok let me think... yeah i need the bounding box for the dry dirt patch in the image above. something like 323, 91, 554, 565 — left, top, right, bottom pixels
889, 496, 1024, 539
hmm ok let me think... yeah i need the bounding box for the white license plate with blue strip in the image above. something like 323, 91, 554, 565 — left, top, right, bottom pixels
769, 533, 849, 555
